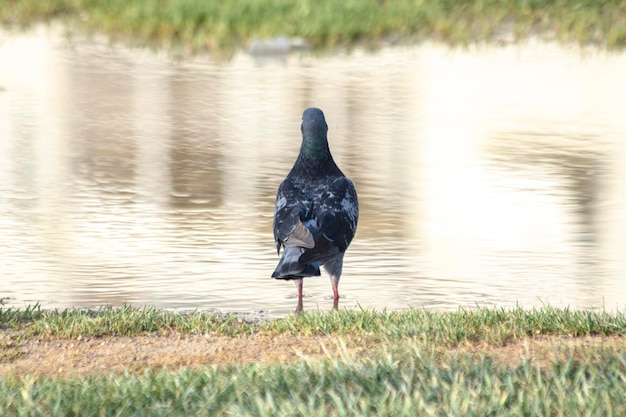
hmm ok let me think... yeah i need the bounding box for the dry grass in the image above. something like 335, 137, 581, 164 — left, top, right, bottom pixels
1, 330, 623, 378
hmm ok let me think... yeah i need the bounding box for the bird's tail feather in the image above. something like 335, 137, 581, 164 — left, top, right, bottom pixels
272, 247, 320, 279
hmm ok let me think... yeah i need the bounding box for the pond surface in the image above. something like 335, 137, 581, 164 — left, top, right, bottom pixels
1, 26, 625, 317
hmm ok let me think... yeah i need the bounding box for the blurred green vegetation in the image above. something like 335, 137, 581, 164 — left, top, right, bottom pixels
2, 346, 625, 416
0, 0, 625, 53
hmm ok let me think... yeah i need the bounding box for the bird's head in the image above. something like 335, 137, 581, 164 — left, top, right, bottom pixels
300, 108, 330, 161
301, 107, 328, 137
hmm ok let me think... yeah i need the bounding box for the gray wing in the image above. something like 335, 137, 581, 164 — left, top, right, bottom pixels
298, 176, 359, 264
273, 179, 315, 254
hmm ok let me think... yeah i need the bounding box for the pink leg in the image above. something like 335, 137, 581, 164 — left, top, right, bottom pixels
294, 278, 304, 316
294, 278, 303, 299
330, 276, 339, 305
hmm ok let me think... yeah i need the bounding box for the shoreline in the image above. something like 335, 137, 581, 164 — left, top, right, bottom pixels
1, 0, 624, 56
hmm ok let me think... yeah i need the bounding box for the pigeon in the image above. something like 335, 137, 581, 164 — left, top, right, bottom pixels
272, 108, 359, 312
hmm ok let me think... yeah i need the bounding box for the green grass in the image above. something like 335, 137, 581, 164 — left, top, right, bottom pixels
2, 304, 625, 342
2, 358, 624, 416
1, 305, 625, 415
0, 0, 625, 54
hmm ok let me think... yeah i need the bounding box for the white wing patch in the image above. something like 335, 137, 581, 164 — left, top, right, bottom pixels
341, 188, 359, 229
275, 194, 287, 212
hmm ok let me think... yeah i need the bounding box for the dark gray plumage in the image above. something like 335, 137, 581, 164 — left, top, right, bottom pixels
272, 108, 358, 311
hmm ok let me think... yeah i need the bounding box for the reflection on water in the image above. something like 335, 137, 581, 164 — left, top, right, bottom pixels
1, 26, 625, 316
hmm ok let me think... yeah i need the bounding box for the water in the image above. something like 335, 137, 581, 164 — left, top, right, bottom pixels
1, 26, 625, 317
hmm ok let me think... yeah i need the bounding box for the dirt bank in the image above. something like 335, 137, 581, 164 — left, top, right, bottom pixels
1, 332, 623, 378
